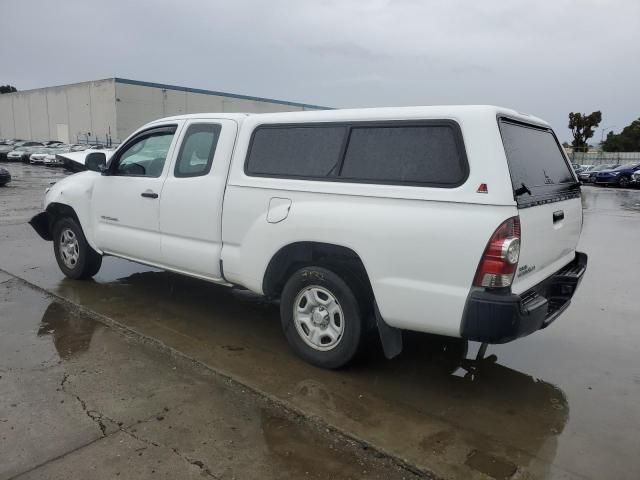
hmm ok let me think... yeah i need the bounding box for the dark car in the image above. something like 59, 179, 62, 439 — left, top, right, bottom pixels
0, 167, 11, 186
595, 163, 640, 188
580, 164, 619, 183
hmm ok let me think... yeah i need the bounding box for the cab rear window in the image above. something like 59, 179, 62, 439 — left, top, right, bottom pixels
500, 119, 576, 201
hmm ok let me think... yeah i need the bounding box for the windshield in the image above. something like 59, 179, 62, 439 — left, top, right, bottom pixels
614, 163, 640, 171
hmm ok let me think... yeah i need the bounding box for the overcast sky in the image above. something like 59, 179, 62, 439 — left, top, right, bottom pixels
1, 0, 638, 141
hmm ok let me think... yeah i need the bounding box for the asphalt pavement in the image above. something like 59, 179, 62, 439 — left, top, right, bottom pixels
1, 163, 639, 480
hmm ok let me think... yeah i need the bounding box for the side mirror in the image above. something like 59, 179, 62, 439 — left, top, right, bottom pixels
85, 152, 107, 172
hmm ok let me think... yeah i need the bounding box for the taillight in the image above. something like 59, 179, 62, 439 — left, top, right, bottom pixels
473, 216, 521, 288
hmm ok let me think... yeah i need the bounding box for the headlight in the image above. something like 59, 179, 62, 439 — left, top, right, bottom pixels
612, 172, 621, 176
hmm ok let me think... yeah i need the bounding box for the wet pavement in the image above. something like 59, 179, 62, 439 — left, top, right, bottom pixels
1, 163, 640, 479
0, 272, 417, 479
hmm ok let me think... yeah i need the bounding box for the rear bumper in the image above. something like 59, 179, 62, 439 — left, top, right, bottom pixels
460, 252, 587, 343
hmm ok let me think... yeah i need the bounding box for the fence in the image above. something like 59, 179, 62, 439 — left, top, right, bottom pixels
75, 133, 120, 148
568, 151, 640, 166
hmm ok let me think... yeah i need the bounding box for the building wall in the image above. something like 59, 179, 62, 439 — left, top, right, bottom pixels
0, 79, 117, 143
114, 81, 312, 142
1, 78, 324, 144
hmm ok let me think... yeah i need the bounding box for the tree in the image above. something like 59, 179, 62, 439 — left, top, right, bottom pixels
568, 111, 601, 152
0, 85, 17, 94
602, 118, 640, 152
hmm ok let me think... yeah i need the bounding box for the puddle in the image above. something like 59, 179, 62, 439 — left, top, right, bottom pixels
465, 450, 517, 480
37, 302, 97, 359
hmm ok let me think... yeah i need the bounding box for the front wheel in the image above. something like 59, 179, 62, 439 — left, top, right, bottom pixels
280, 266, 364, 369
619, 176, 630, 188
53, 217, 102, 279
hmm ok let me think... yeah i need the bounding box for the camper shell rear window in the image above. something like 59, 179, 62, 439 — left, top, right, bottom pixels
499, 118, 579, 207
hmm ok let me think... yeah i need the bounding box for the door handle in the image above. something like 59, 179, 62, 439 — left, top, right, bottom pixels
141, 191, 158, 199
553, 210, 564, 223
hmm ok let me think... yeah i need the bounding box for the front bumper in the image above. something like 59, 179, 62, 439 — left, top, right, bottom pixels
461, 252, 587, 343
595, 176, 619, 184
29, 211, 52, 241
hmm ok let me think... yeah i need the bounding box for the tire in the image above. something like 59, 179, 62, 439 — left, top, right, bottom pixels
619, 176, 630, 188
280, 266, 364, 369
52, 217, 102, 279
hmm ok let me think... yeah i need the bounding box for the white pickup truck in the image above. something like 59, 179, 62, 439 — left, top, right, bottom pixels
30, 106, 587, 368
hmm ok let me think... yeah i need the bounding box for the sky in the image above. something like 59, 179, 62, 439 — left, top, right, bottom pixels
1, 0, 638, 142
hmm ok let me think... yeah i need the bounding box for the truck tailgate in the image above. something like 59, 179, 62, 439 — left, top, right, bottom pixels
512, 197, 582, 293
499, 118, 583, 294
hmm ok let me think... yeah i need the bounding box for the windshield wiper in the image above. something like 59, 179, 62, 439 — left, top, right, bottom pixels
514, 183, 532, 197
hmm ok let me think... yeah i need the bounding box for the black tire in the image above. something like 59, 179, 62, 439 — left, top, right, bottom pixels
52, 217, 102, 279
280, 266, 364, 369
619, 176, 630, 188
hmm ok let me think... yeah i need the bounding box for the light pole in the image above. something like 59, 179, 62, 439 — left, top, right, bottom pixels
601, 126, 615, 144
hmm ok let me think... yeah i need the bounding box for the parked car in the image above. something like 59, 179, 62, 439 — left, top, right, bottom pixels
576, 165, 594, 177
0, 139, 24, 146
0, 167, 10, 186
581, 164, 620, 183
69, 144, 91, 152
29, 106, 587, 368
29, 151, 49, 165
29, 144, 71, 165
6, 149, 26, 162
7, 142, 46, 162
0, 141, 26, 161
594, 163, 640, 187
44, 154, 64, 167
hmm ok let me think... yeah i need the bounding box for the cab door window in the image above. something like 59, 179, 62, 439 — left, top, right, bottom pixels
113, 126, 177, 177
174, 123, 221, 177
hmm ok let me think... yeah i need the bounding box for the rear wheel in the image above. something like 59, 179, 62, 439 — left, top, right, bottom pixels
280, 266, 364, 369
53, 217, 102, 279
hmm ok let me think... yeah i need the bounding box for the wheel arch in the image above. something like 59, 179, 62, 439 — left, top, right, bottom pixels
45, 202, 101, 253
265, 241, 404, 359
262, 242, 374, 306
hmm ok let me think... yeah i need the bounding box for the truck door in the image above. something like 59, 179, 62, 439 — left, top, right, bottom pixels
92, 123, 181, 265
159, 119, 238, 280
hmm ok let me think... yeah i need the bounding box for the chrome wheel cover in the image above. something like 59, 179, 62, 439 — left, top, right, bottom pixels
293, 286, 345, 351
59, 228, 80, 269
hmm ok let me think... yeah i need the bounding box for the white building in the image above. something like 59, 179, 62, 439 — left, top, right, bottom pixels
0, 78, 326, 144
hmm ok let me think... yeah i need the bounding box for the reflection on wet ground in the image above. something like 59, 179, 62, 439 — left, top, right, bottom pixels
37, 302, 96, 359
2, 166, 640, 479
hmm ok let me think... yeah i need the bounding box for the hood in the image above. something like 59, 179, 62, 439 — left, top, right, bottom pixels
57, 148, 115, 166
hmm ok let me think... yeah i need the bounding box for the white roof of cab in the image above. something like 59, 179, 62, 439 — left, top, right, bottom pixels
153, 105, 548, 128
